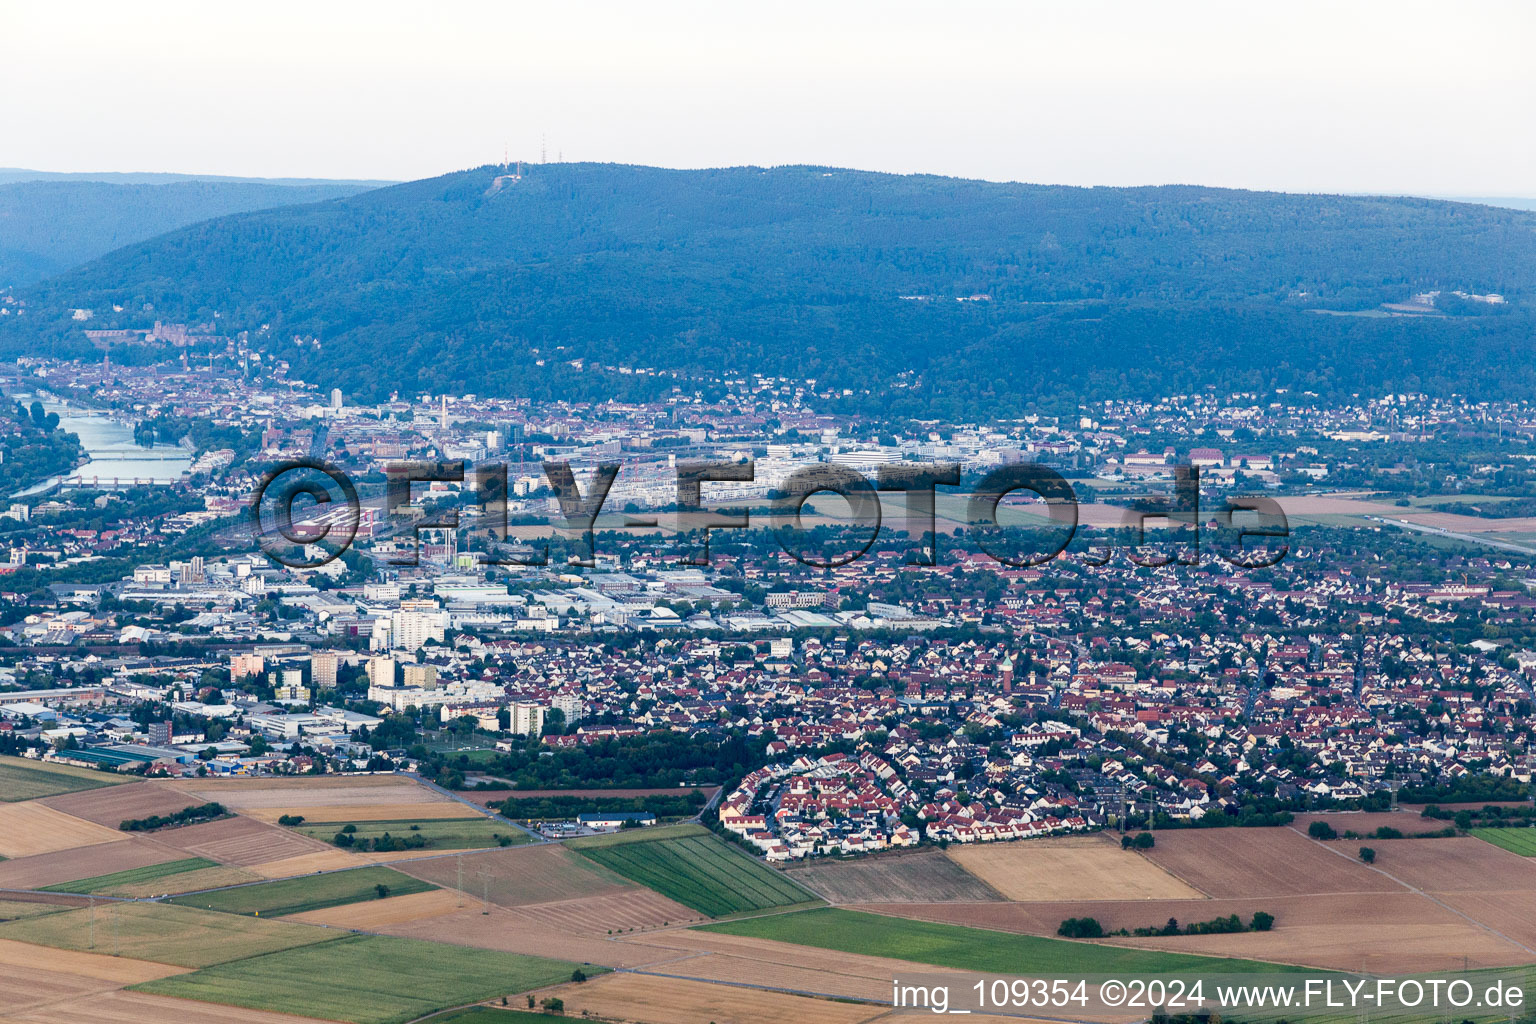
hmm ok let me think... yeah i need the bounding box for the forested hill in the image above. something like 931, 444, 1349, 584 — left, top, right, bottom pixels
0, 179, 382, 287
8, 163, 1536, 416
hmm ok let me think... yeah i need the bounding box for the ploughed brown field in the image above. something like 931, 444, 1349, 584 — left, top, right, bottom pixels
39, 782, 199, 826
1290, 810, 1454, 836
145, 814, 330, 866
784, 847, 1004, 903
505, 887, 695, 935
1139, 826, 1399, 897
0, 838, 180, 889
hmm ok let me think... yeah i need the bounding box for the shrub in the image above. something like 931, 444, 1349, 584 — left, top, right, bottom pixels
1251, 911, 1275, 932
1307, 821, 1337, 840
1359, 847, 1376, 864
277, 814, 306, 826
1131, 831, 1155, 849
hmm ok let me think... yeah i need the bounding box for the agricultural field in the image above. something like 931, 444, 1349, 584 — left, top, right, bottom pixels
8, 990, 345, 1024
0, 801, 127, 858
947, 834, 1204, 901
131, 932, 596, 1024
505, 886, 698, 934
178, 776, 449, 812
168, 866, 435, 917
400, 844, 633, 907
0, 897, 75, 922
40, 781, 198, 825
0, 837, 182, 889
248, 801, 476, 824
284, 888, 467, 928
0, 755, 124, 802
784, 848, 1003, 903
40, 856, 223, 895
1471, 827, 1536, 856
0, 937, 189, 1019
1141, 826, 1399, 897
700, 907, 1300, 976
539, 971, 888, 1024
149, 814, 328, 866
571, 825, 819, 917
0, 902, 336, 967
289, 815, 530, 851
429, 1010, 560, 1024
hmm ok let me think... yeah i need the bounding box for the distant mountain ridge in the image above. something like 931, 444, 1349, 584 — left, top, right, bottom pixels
0, 177, 386, 288
0, 168, 395, 187
8, 163, 1536, 415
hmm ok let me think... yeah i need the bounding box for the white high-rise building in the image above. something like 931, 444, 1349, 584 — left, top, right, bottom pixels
330, 388, 343, 410
390, 608, 448, 651
509, 701, 546, 736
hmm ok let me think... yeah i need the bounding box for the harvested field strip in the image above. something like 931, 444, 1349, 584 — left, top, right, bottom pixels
148, 814, 325, 866
540, 971, 886, 1024
1471, 828, 1536, 856
577, 832, 819, 917
245, 802, 473, 823
40, 781, 196, 825
248, 850, 364, 878
7, 989, 349, 1024
291, 816, 528, 850
0, 935, 188, 985
700, 907, 1303, 975
282, 888, 466, 928
785, 848, 1003, 903
167, 866, 435, 917
0, 838, 183, 889
132, 932, 598, 1024
507, 888, 698, 934
0, 755, 124, 802
0, 902, 336, 968
40, 856, 219, 894
947, 834, 1203, 902
0, 802, 127, 858
398, 845, 632, 908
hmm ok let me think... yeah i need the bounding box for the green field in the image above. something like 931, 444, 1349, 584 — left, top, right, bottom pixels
0, 754, 124, 801
40, 857, 218, 895
132, 932, 595, 1024
0, 902, 335, 967
431, 1010, 554, 1023
292, 816, 531, 851
167, 866, 435, 917
1471, 827, 1536, 856
571, 824, 818, 917
700, 908, 1306, 975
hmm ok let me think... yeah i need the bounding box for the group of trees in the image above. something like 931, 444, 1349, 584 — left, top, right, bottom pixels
1059, 911, 1273, 940
118, 801, 226, 832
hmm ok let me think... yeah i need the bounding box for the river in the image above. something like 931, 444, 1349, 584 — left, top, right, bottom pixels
9, 392, 192, 496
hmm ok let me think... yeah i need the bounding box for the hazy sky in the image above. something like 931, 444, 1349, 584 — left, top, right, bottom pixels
6, 1, 1533, 194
